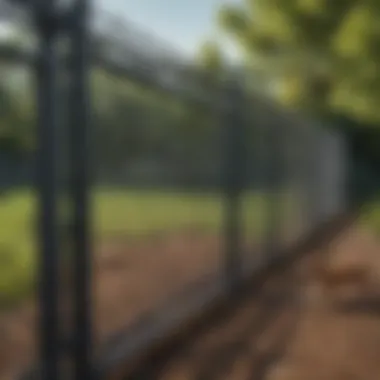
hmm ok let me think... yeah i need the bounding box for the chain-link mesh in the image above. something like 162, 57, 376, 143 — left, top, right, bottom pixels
0, 2, 348, 379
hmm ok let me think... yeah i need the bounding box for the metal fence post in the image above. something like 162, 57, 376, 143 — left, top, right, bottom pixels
264, 118, 284, 261
222, 80, 246, 294
309, 129, 323, 227
67, 0, 93, 378
301, 125, 315, 234
33, 1, 61, 378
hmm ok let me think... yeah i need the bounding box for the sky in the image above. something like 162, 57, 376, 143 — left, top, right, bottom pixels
95, 0, 241, 58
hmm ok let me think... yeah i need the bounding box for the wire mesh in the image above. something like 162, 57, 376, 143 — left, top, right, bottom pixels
0, 2, 349, 379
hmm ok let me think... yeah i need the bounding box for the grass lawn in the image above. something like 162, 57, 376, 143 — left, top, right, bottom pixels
358, 197, 380, 234
0, 188, 271, 308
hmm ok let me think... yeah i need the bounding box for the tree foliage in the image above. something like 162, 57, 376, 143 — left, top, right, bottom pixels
0, 66, 33, 154
216, 0, 380, 124
197, 40, 224, 87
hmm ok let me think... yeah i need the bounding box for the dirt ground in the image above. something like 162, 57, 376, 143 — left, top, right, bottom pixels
151, 225, 380, 380
0, 229, 229, 380
1, 224, 380, 380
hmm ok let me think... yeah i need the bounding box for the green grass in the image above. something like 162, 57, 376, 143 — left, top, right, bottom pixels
358, 197, 380, 234
94, 189, 270, 237
94, 189, 224, 236
0, 190, 36, 308
0, 188, 271, 309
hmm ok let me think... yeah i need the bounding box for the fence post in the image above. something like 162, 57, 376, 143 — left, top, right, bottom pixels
67, 0, 93, 378
309, 128, 323, 228
301, 124, 316, 235
264, 117, 284, 261
222, 80, 246, 295
33, 1, 61, 378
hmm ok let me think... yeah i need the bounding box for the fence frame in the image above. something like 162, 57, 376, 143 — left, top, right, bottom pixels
22, 0, 92, 378
0, 1, 349, 379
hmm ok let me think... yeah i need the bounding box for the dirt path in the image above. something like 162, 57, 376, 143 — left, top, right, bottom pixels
150, 226, 380, 380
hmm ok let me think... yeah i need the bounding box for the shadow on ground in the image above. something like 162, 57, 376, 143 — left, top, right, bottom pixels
138, 262, 304, 380
125, 223, 380, 380
335, 295, 380, 315
192, 287, 299, 380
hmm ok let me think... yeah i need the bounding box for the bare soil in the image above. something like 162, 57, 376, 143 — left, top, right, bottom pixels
0, 230, 228, 380
152, 225, 380, 380
1, 225, 380, 380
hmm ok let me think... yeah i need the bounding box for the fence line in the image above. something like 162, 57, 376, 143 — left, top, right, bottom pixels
0, 2, 348, 379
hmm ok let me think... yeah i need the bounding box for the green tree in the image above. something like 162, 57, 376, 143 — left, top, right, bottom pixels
0, 67, 33, 154
197, 40, 224, 86
216, 0, 380, 124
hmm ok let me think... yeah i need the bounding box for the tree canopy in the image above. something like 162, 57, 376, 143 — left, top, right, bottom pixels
214, 0, 380, 125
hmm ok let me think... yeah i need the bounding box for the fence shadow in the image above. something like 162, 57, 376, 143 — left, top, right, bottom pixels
194, 291, 298, 380
98, 215, 352, 380
335, 294, 380, 316
186, 219, 353, 380
134, 265, 302, 380
193, 273, 300, 380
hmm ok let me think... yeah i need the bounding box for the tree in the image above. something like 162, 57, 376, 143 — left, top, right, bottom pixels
197, 40, 224, 86
216, 0, 380, 124
0, 68, 33, 154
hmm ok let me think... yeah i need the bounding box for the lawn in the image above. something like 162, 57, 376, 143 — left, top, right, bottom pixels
359, 197, 380, 234
0, 188, 271, 308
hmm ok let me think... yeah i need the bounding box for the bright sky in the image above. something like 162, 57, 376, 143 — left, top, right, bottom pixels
0, 21, 13, 39
95, 0, 241, 58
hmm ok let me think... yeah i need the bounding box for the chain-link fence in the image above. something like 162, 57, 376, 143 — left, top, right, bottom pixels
0, 1, 347, 379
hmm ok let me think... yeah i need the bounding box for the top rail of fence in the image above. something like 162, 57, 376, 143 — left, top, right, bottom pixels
0, 1, 226, 107
0, 0, 336, 132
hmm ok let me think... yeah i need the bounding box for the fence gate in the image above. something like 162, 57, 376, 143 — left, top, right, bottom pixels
5, 0, 93, 379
